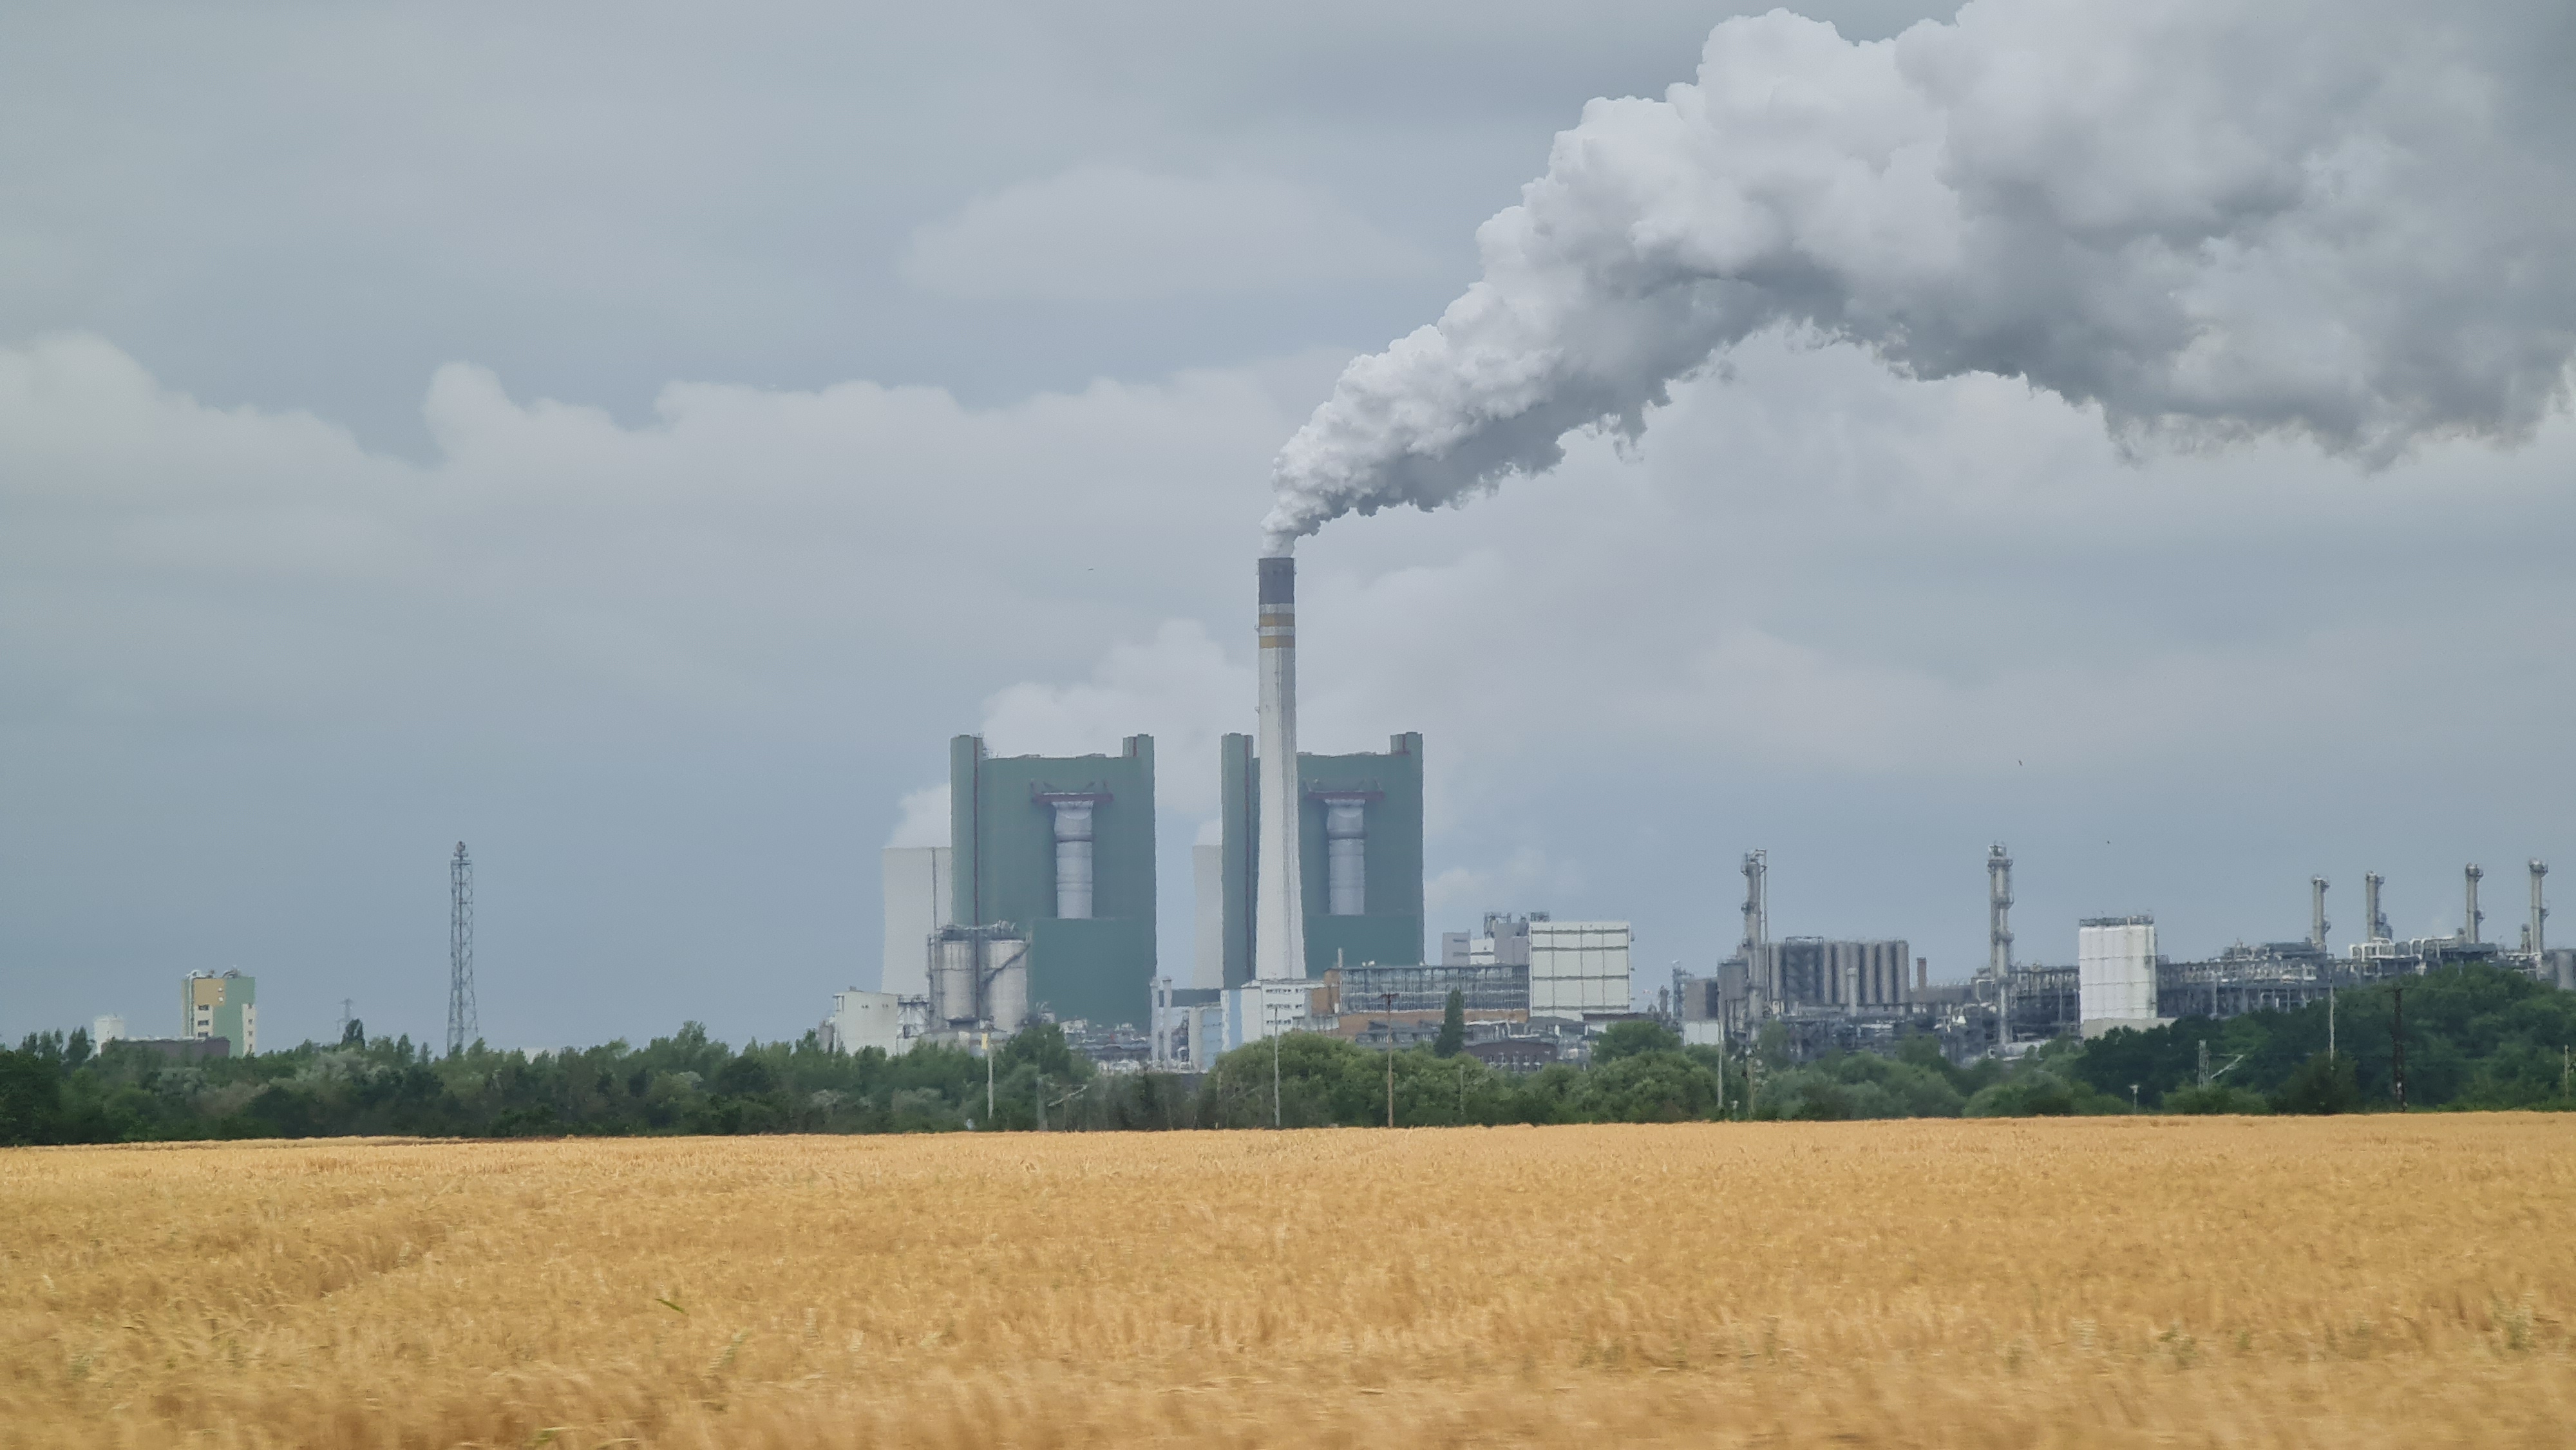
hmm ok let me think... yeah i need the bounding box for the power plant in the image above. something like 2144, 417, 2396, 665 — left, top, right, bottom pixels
840, 552, 1649, 1071
828, 555, 2572, 1073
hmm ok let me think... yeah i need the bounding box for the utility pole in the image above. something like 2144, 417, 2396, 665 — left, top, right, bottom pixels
1272, 1018, 1282, 1129
447, 842, 476, 1057
2327, 984, 2336, 1062
984, 1031, 994, 1126
1384, 991, 1397, 1129
2391, 986, 2406, 1112
1036, 1071, 1046, 1132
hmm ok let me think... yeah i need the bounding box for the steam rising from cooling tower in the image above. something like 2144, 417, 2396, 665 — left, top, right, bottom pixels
1263, 0, 2576, 550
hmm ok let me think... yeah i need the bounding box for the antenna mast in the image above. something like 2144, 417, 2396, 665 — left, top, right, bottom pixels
448, 842, 477, 1055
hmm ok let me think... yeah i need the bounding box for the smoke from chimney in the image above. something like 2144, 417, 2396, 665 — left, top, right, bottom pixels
1264, 0, 2576, 551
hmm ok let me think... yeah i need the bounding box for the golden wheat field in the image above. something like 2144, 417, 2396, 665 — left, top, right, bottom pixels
5, 1118, 2572, 1449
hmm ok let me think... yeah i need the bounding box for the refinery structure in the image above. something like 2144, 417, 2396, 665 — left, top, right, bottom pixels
815, 552, 2571, 1074
1671, 847, 2576, 1064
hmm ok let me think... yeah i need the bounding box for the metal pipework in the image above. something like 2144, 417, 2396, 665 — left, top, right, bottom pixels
2310, 876, 2330, 951
1741, 850, 1768, 1018
1740, 851, 1768, 954
2465, 863, 2485, 943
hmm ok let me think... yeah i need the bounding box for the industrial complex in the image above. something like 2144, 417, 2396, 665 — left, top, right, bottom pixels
810, 555, 2573, 1077
1671, 847, 2576, 1064
826, 553, 1642, 1067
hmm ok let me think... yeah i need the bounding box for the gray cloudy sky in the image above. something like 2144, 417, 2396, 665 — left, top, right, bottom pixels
6, 0, 2571, 1051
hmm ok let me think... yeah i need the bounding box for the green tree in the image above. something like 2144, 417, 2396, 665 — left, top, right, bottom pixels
0, 1048, 65, 1145
1433, 990, 1466, 1059
1573, 1051, 1721, 1122
1964, 1067, 2121, 1117
2270, 1051, 2362, 1115
1592, 1020, 1680, 1065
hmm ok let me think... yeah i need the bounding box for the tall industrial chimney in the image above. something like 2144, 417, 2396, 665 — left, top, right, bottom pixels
2465, 863, 2485, 943
2309, 876, 2330, 951
2364, 872, 2389, 941
1253, 556, 1307, 983
1987, 844, 2014, 976
2530, 860, 2548, 956
1739, 850, 1768, 1017
1988, 843, 2013, 1045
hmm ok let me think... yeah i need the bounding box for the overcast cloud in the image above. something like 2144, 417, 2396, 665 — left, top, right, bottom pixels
4, 0, 2570, 1049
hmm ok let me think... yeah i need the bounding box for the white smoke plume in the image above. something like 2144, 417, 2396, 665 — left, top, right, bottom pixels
1265, 0, 2576, 549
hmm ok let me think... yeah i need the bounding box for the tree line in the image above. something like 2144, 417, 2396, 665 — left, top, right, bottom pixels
3, 963, 2568, 1146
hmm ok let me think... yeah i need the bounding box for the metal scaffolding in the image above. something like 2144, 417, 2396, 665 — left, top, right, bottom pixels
448, 842, 477, 1056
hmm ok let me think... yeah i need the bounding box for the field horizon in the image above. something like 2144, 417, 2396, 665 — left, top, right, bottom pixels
8, 1116, 2571, 1447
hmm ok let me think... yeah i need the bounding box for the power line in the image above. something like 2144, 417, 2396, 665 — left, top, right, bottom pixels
448, 842, 477, 1056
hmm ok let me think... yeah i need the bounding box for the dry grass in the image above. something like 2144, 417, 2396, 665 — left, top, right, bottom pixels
5, 1116, 2571, 1448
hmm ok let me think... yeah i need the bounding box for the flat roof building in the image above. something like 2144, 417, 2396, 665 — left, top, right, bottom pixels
949, 734, 1156, 1028
184, 971, 256, 1057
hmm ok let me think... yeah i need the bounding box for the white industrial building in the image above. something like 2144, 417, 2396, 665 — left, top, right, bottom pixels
822, 989, 925, 1057
2078, 915, 2161, 1035
1527, 921, 1634, 1017
1454, 913, 1634, 1020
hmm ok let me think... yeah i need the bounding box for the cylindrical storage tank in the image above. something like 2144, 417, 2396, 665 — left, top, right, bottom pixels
1324, 799, 1367, 916
1052, 802, 1094, 919
934, 936, 978, 1027
985, 937, 1030, 1035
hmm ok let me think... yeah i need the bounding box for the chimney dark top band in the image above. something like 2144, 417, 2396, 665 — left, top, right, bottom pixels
1258, 555, 1295, 605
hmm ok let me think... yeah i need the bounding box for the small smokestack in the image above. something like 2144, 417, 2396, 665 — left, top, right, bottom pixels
2310, 876, 2331, 951
2365, 872, 2389, 941
1253, 556, 1307, 983
2530, 860, 2548, 956
2465, 863, 2485, 943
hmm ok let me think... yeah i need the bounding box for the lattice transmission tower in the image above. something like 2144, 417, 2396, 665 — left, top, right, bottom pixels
448, 842, 477, 1055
